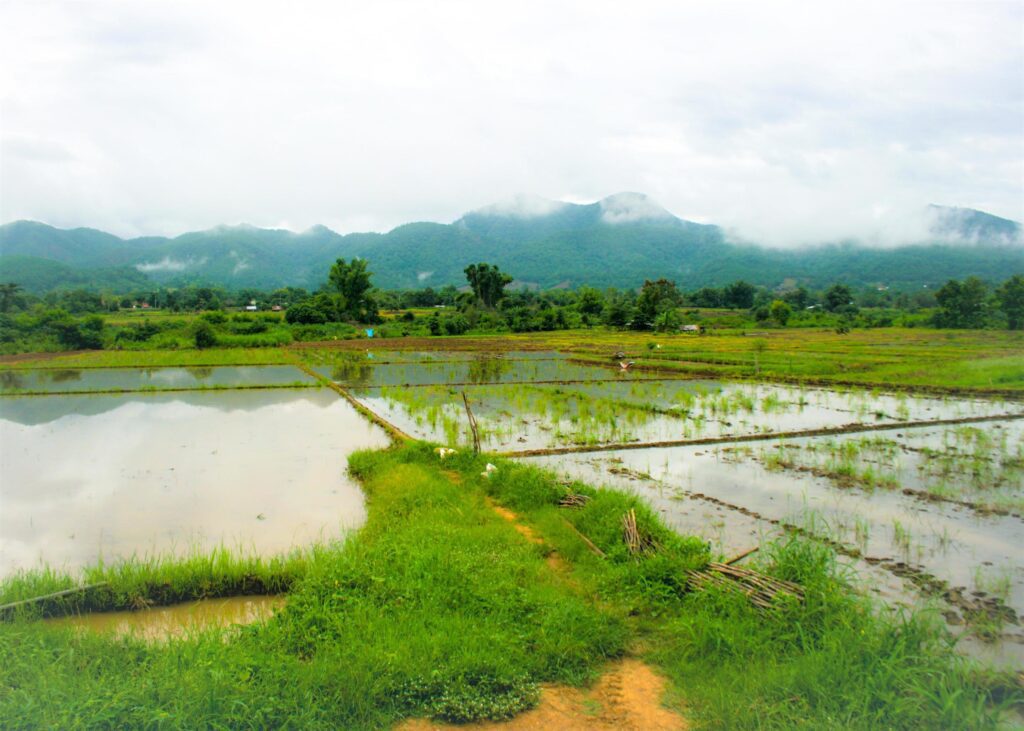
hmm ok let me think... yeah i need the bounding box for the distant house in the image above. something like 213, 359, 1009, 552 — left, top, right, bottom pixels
271, 305, 282, 312
681, 324, 702, 333
245, 299, 258, 312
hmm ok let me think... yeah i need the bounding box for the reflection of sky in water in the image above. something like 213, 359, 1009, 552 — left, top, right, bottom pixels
0, 366, 314, 393
0, 389, 389, 575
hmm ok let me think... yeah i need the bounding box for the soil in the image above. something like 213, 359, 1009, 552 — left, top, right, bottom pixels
398, 658, 687, 731
486, 498, 544, 545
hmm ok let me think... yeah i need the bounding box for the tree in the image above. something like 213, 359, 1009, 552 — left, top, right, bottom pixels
576, 287, 605, 317
722, 280, 755, 309
935, 277, 987, 328
782, 287, 809, 310
329, 258, 376, 321
690, 287, 723, 308
464, 263, 513, 308
824, 284, 855, 313
769, 300, 792, 326
634, 279, 682, 330
0, 283, 21, 313
995, 275, 1024, 330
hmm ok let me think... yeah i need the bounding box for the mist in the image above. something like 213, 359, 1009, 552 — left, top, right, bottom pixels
1, 1, 1021, 247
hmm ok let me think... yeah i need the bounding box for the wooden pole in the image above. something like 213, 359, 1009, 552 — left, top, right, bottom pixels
462, 391, 481, 454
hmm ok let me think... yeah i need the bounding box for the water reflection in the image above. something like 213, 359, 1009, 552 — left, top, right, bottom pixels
331, 361, 376, 387
42, 369, 83, 384
467, 356, 511, 384
0, 371, 25, 391
0, 389, 390, 574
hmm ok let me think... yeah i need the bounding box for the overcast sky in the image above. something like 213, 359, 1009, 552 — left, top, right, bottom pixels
1, 0, 1022, 246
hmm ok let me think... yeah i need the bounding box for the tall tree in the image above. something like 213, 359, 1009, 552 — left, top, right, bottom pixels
996, 275, 1024, 330
464, 263, 512, 308
329, 258, 376, 320
634, 278, 682, 330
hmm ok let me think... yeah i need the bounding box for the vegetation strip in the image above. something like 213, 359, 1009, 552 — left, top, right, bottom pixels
568, 355, 1024, 400
0, 383, 318, 397
502, 412, 1024, 457
293, 360, 413, 442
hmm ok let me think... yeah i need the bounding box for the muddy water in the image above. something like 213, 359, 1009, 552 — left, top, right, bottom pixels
0, 389, 389, 575
0, 365, 314, 393
45, 595, 285, 641
355, 380, 1024, 451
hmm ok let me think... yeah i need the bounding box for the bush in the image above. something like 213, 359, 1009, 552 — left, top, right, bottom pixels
285, 302, 327, 325
193, 321, 217, 349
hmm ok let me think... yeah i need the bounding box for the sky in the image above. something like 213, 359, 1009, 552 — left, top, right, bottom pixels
1, 0, 1022, 246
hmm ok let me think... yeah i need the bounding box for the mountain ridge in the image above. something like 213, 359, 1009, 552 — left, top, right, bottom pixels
1, 196, 1021, 293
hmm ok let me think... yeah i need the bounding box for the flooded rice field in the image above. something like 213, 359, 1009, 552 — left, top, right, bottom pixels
4, 348, 1022, 666
525, 422, 1024, 667
339, 349, 1024, 668
352, 378, 1023, 452
0, 365, 315, 393
0, 387, 389, 575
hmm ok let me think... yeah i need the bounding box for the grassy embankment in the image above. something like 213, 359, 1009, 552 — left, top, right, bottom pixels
1, 443, 1018, 728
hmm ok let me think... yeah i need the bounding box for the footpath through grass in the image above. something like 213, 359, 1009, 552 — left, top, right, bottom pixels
0, 443, 1020, 728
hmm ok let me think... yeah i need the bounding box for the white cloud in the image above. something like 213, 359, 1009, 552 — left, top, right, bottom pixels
135, 256, 206, 273
599, 192, 673, 224
0, 0, 1020, 247
474, 194, 570, 219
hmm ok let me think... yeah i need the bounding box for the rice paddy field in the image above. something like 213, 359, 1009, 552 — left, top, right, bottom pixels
324, 345, 1024, 670
1, 330, 1023, 728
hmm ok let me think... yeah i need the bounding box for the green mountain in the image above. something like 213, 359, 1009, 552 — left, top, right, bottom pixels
0, 255, 152, 293
1, 195, 1021, 293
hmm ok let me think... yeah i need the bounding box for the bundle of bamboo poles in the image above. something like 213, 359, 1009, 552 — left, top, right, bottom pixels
687, 561, 804, 610
622, 509, 659, 555
559, 493, 591, 508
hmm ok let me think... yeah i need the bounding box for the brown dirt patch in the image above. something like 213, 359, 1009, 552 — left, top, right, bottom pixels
486, 498, 544, 545
399, 658, 686, 731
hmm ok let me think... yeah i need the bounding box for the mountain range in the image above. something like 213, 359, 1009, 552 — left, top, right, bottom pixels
1, 193, 1021, 293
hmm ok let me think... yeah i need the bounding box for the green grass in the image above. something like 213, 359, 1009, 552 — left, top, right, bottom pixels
0, 442, 1018, 728
0, 347, 296, 369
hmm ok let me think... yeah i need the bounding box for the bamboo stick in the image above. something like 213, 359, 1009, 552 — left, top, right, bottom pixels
0, 582, 109, 614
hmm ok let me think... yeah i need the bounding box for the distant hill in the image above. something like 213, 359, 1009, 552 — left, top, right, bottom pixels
1, 195, 1021, 293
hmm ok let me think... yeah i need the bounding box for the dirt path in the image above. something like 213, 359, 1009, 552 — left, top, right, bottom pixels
402, 471, 687, 729
399, 658, 687, 731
